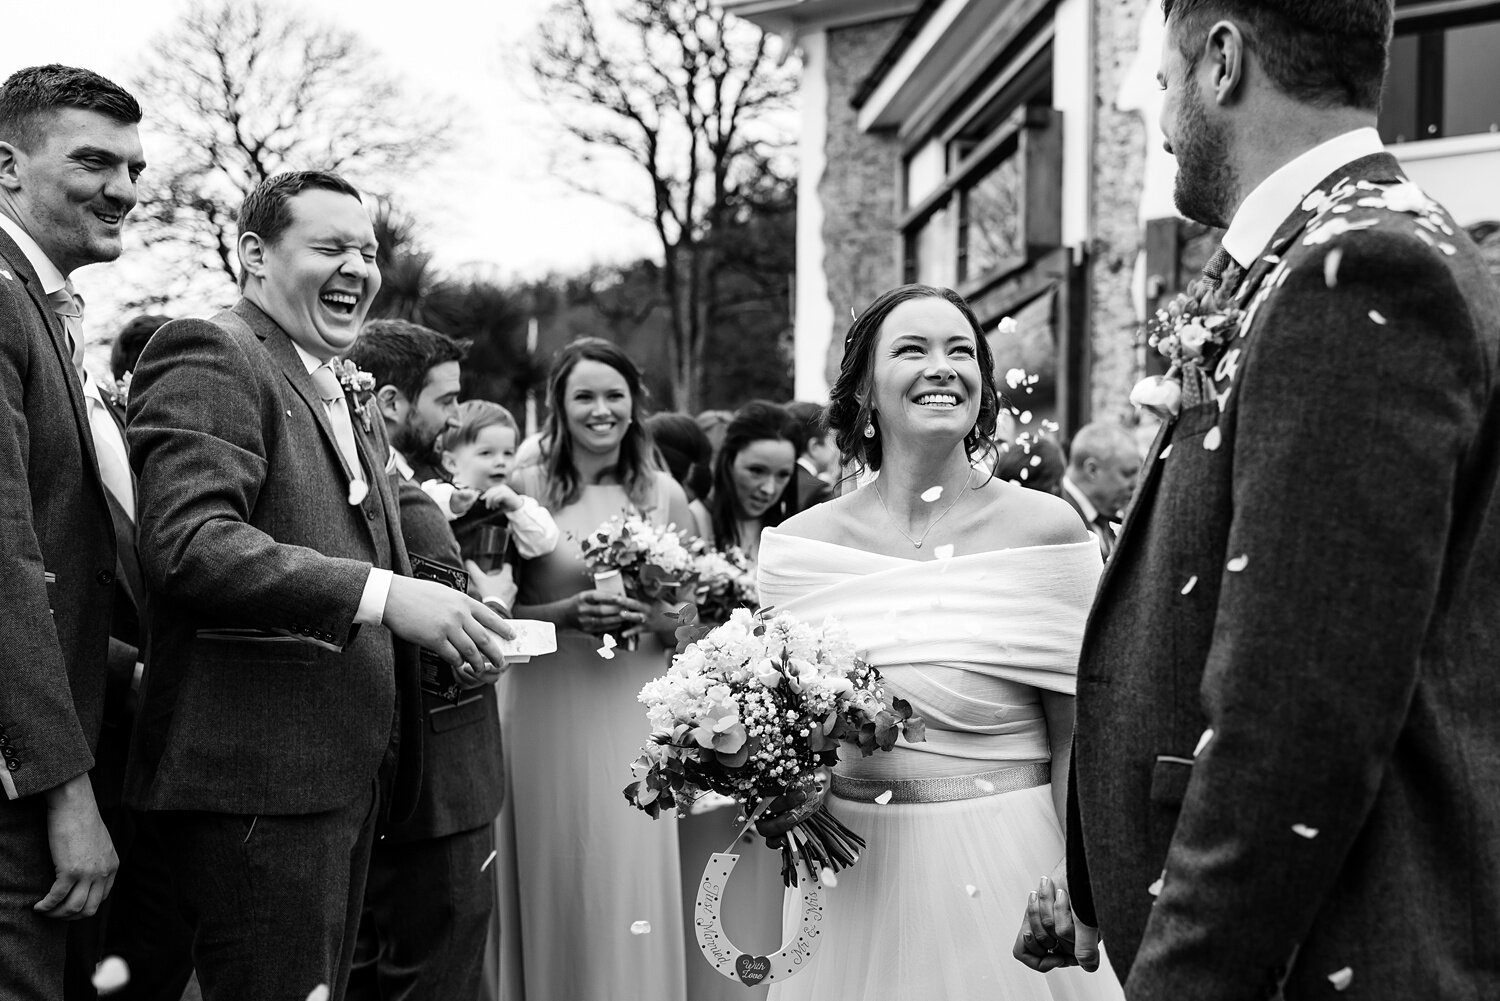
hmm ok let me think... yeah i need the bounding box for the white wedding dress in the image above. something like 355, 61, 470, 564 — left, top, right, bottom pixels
756, 531, 1124, 1001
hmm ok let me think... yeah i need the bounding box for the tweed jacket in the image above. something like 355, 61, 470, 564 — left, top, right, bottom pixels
1070, 153, 1500, 999
125, 299, 422, 820
0, 228, 116, 801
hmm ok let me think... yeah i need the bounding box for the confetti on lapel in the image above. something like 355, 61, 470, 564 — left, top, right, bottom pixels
1439, 242, 1457, 256
965, 884, 981, 898
481, 850, 498, 871
306, 987, 330, 1001
0, 269, 13, 281
1160, 444, 1173, 460
873, 790, 894, 805
92, 957, 130, 994
1194, 728, 1214, 756
347, 479, 369, 506
1202, 427, 1223, 451
1328, 967, 1353, 992
1292, 824, 1319, 839
1147, 872, 1164, 897
819, 867, 838, 887
933, 544, 955, 560
286, 409, 293, 417
1181, 575, 1199, 595
1226, 554, 1249, 573
1368, 310, 1387, 325
630, 920, 652, 935
920, 485, 943, 502
1323, 248, 1342, 288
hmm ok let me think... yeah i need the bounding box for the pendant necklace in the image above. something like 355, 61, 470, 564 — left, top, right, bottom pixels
873, 474, 969, 549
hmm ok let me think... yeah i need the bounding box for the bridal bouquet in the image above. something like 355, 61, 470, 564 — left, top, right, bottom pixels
626, 609, 926, 884
688, 542, 759, 626
579, 512, 698, 604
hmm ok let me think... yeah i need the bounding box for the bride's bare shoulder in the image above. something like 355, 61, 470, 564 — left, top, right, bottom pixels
975, 478, 1091, 548
771, 490, 865, 544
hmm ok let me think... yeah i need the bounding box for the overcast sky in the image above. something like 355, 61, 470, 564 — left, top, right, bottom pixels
4, 0, 660, 299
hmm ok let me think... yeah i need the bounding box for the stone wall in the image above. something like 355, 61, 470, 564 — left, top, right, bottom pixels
818, 18, 906, 388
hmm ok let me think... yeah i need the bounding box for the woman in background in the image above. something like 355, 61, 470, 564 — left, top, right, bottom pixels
689, 400, 800, 565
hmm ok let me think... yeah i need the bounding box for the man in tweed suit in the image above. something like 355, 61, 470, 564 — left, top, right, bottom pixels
1017, 1, 1500, 997
0, 65, 141, 999
126, 171, 513, 1001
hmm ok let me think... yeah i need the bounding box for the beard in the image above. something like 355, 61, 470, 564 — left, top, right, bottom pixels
1171, 82, 1237, 229
392, 419, 442, 467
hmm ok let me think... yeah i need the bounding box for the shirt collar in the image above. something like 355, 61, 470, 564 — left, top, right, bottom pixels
1062, 474, 1100, 523
389, 448, 414, 481
796, 455, 819, 477
79, 367, 106, 405
0, 210, 67, 294
1221, 127, 1385, 268
290, 338, 325, 376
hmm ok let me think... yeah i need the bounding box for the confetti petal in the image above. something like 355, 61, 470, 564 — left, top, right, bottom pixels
1323, 247, 1342, 288
306, 987, 330, 1001
1028, 455, 1042, 467
481, 849, 498, 871
1368, 309, 1387, 325
1226, 554, 1249, 573
1328, 967, 1353, 992
819, 867, 838, 887
965, 884, 981, 898
1203, 426, 1222, 451
1160, 444, 1173, 460
1292, 824, 1320, 839
1018, 468, 1030, 481
596, 645, 615, 660
602, 633, 618, 649
1181, 575, 1199, 595
933, 544, 955, 560
92, 957, 130, 995
850, 306, 858, 320
630, 920, 652, 935
997, 316, 1018, 335
1018, 410, 1033, 425
1194, 728, 1214, 757
873, 790, 894, 805
1147, 873, 1164, 897
347, 479, 369, 506
920, 485, 943, 503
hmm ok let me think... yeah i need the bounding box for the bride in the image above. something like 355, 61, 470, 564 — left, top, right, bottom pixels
755, 284, 1124, 1000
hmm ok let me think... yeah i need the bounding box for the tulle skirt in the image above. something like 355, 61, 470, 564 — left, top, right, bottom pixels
767, 783, 1123, 1001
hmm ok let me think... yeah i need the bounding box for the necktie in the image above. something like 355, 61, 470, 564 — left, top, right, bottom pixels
46, 282, 86, 371
85, 395, 135, 521
1199, 245, 1233, 293
310, 363, 363, 481
1093, 514, 1117, 560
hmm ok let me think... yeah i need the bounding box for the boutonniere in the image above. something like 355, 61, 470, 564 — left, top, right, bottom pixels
332, 358, 376, 432
111, 371, 132, 407
1130, 289, 1243, 421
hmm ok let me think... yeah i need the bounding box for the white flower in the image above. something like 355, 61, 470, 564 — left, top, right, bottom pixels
753, 658, 783, 689
1130, 376, 1182, 421
1177, 322, 1212, 360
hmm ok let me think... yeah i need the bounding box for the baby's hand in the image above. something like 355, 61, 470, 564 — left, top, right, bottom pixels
481, 484, 522, 511
450, 487, 480, 516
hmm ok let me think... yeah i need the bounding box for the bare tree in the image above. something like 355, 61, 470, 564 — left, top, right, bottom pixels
531, 0, 797, 410
134, 0, 453, 287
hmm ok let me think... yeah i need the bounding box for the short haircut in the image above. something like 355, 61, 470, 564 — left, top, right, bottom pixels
446, 399, 519, 453
111, 313, 171, 380
1068, 422, 1138, 471
237, 171, 362, 286
0, 65, 141, 153
347, 318, 468, 405
1161, 0, 1392, 111
783, 400, 829, 455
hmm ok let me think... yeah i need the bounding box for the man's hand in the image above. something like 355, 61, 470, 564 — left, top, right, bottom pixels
1013, 867, 1100, 973
35, 774, 117, 920
383, 575, 515, 681
466, 560, 517, 616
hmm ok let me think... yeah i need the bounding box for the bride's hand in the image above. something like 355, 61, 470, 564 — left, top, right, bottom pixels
755, 767, 832, 846
1012, 865, 1100, 973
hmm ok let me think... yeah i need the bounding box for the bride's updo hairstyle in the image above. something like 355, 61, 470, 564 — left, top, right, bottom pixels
826, 284, 1001, 473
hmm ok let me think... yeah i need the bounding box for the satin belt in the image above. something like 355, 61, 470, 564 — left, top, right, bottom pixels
830, 761, 1050, 805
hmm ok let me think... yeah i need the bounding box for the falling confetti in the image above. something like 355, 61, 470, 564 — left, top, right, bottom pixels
1005, 368, 1027, 389
1203, 427, 1223, 451
965, 884, 981, 898
820, 868, 838, 887
1160, 444, 1173, 460
1292, 824, 1320, 839
1018, 468, 1030, 481
307, 987, 330, 1001
1194, 728, 1214, 756
1028, 455, 1042, 467
92, 957, 130, 995
975, 778, 995, 793
997, 316, 1018, 335
481, 850, 498, 872
920, 485, 943, 503
1328, 967, 1353, 992
933, 544, 955, 560
1226, 554, 1250, 573
1181, 575, 1199, 595
874, 790, 894, 805
1018, 411, 1033, 425
1368, 309, 1387, 325
596, 644, 616, 660
630, 920, 652, 935
347, 480, 369, 506
1147, 873, 1164, 897
850, 306, 858, 321
1323, 248, 1342, 288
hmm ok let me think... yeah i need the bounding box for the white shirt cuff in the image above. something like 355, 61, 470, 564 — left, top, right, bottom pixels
357, 567, 394, 626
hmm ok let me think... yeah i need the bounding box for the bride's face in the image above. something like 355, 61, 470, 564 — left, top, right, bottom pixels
869, 297, 982, 446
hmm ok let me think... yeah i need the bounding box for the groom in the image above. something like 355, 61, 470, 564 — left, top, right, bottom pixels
1019, 1, 1500, 997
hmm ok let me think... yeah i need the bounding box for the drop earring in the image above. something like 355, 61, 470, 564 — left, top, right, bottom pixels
863, 421, 875, 439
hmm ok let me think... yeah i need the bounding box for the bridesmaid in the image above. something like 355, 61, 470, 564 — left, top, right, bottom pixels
493, 337, 695, 1001
688, 400, 800, 564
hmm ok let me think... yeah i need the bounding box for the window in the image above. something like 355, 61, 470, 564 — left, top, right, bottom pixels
1380, 1, 1500, 143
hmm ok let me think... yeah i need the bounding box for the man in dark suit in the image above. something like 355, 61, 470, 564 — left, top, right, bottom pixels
1017, 2, 1500, 997
126, 171, 513, 1001
786, 400, 835, 508
345, 319, 506, 1001
1059, 422, 1141, 561
0, 64, 141, 999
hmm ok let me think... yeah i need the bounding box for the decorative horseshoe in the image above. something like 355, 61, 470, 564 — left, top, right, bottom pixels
694, 851, 825, 986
